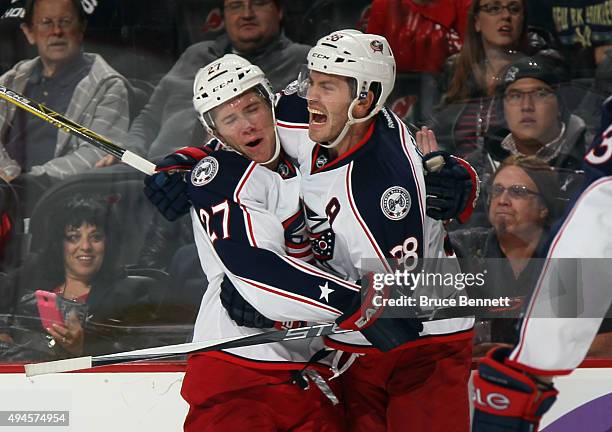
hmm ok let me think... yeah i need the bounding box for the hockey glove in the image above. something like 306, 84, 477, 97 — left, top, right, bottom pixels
154, 146, 211, 172
423, 151, 479, 224
143, 147, 210, 221
144, 172, 190, 221
336, 275, 423, 352
472, 347, 558, 432
220, 275, 276, 328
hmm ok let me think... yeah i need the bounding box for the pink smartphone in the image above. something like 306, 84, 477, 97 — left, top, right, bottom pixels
35, 290, 65, 329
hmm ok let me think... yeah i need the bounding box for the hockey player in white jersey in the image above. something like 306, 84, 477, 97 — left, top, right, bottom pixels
471, 97, 612, 431
147, 54, 353, 432
144, 33, 479, 431
267, 29, 475, 432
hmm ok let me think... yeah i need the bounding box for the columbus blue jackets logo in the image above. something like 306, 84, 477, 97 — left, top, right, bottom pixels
380, 186, 411, 220
315, 155, 328, 168
191, 156, 219, 186
370, 40, 384, 54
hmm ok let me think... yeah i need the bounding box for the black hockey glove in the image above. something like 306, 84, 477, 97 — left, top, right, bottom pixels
423, 151, 479, 223
472, 347, 558, 432
143, 146, 211, 221
336, 275, 424, 352
220, 275, 276, 328
144, 172, 190, 221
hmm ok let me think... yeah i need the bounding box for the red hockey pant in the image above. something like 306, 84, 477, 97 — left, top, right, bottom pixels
181, 354, 346, 431
340, 338, 473, 432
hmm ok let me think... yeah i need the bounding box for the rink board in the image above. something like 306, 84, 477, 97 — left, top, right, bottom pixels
0, 362, 609, 431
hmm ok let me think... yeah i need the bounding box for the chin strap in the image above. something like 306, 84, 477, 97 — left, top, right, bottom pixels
259, 108, 281, 166
318, 98, 379, 149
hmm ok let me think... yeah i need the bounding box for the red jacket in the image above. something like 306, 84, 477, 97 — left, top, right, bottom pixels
367, 0, 471, 72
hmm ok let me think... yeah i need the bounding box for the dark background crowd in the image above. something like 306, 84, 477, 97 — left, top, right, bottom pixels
0, 0, 610, 363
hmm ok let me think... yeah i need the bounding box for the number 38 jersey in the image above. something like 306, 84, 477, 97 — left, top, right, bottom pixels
276, 92, 474, 350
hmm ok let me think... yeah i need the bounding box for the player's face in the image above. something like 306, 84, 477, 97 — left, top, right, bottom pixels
474, 0, 524, 50
488, 166, 548, 238
504, 78, 561, 146
305, 71, 354, 144
223, 0, 282, 53
21, 0, 85, 72
63, 223, 106, 282
212, 91, 276, 164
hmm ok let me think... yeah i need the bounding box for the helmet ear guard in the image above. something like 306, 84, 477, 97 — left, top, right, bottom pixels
303, 30, 396, 148
192, 54, 281, 165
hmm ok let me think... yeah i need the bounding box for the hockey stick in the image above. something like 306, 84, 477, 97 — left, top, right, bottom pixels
24, 322, 352, 377
0, 85, 156, 175
24, 302, 479, 377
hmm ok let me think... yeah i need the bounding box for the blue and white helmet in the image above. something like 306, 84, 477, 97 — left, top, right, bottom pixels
302, 30, 396, 148
193, 54, 280, 164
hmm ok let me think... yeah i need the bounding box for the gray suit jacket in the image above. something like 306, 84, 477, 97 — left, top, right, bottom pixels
0, 53, 130, 179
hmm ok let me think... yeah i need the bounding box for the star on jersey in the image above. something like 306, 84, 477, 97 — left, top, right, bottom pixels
318, 282, 334, 302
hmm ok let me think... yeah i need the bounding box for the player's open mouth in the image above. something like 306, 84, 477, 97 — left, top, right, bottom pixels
246, 138, 263, 148
308, 107, 328, 125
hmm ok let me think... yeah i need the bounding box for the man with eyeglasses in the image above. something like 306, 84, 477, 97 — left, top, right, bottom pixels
465, 55, 588, 226
450, 155, 561, 354
0, 0, 130, 184
470, 97, 612, 432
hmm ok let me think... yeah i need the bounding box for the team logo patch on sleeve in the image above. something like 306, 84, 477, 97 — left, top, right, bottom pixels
191, 156, 219, 186
380, 186, 411, 220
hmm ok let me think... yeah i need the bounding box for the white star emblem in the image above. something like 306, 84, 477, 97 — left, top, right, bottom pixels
319, 282, 334, 302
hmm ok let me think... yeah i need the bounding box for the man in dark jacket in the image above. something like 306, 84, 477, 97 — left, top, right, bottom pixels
96, 0, 310, 164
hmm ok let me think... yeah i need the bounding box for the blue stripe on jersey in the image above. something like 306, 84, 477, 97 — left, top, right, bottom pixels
276, 92, 309, 125
348, 113, 425, 265
215, 241, 355, 315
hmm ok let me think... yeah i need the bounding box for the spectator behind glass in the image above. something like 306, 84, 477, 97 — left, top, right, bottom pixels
466, 55, 587, 227
366, 0, 472, 73
527, 1, 612, 80
449, 155, 560, 355
0, 195, 157, 361
0, 0, 130, 184
97, 0, 310, 166
430, 0, 544, 159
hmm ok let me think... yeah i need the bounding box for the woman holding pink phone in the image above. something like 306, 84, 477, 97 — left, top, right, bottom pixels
0, 195, 156, 361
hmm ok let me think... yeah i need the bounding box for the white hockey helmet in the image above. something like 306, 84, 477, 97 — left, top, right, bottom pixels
193, 54, 280, 165
301, 29, 396, 148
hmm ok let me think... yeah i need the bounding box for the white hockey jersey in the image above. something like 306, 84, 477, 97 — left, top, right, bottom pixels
186, 147, 361, 368
508, 104, 612, 375
275, 92, 474, 350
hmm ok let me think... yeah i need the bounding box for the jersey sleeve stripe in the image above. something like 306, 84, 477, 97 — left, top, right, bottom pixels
278, 254, 361, 292
345, 162, 392, 272
236, 276, 342, 315
287, 250, 314, 259
234, 162, 258, 247
512, 176, 612, 365
282, 210, 302, 229
397, 118, 426, 226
